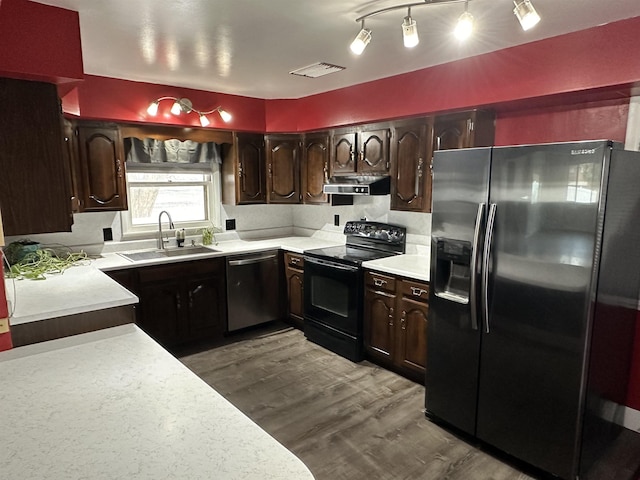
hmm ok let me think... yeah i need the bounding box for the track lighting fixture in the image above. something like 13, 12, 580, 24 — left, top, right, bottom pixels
402, 8, 419, 48
146, 96, 232, 126
513, 0, 540, 31
350, 20, 372, 55
454, 2, 474, 41
350, 0, 541, 54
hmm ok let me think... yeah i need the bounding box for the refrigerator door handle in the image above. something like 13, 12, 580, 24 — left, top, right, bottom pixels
482, 203, 497, 333
469, 203, 485, 331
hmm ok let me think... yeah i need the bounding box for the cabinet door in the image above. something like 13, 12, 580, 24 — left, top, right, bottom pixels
302, 133, 329, 204
236, 133, 266, 204
285, 267, 304, 328
185, 275, 226, 341
433, 111, 495, 152
63, 120, 82, 213
266, 135, 301, 204
396, 281, 429, 376
358, 127, 390, 175
390, 120, 433, 212
76, 124, 128, 211
330, 131, 356, 175
137, 281, 182, 348
0, 78, 73, 236
364, 288, 396, 363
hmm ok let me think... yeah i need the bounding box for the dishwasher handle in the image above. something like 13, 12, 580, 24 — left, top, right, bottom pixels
228, 254, 277, 266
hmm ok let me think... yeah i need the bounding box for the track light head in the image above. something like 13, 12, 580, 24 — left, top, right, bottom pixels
146, 100, 159, 116
454, 11, 474, 41
217, 107, 232, 123
402, 10, 419, 48
350, 25, 372, 55
513, 0, 540, 31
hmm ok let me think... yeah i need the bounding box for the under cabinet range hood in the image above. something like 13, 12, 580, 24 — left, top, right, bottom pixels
322, 175, 391, 195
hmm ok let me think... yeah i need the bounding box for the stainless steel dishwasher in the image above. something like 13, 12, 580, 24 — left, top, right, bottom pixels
226, 250, 283, 332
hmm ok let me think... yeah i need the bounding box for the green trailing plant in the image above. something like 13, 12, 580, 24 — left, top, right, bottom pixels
5, 248, 89, 281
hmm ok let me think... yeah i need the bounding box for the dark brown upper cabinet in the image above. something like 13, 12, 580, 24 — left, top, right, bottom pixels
390, 118, 434, 213
222, 132, 267, 205
0, 77, 73, 236
301, 133, 329, 205
358, 126, 391, 175
330, 130, 357, 175
75, 122, 128, 211
266, 135, 301, 204
330, 125, 391, 177
433, 110, 495, 152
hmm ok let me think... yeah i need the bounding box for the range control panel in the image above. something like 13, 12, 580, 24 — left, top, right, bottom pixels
344, 221, 406, 248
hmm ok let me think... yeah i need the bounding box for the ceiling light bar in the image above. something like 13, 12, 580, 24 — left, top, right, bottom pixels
351, 0, 540, 53
146, 96, 232, 126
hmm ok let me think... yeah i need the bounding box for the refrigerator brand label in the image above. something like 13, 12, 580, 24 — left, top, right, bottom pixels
571, 149, 596, 155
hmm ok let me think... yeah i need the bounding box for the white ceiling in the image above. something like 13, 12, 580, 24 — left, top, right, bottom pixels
34, 0, 640, 99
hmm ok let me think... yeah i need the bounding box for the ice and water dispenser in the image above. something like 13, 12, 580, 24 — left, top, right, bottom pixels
433, 239, 472, 304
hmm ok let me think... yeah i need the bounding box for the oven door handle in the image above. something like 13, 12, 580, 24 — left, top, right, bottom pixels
304, 256, 360, 272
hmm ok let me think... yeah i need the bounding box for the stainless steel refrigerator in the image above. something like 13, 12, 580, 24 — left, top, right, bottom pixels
426, 141, 640, 480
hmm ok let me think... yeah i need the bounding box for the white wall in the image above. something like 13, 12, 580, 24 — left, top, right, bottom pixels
4, 194, 431, 254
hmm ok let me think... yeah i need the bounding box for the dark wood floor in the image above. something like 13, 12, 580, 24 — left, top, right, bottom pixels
178, 323, 536, 480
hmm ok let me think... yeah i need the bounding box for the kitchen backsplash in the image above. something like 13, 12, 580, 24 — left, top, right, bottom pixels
4, 195, 431, 255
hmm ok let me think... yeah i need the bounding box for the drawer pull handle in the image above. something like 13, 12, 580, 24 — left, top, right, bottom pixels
291, 257, 301, 264
373, 278, 387, 287
411, 286, 428, 297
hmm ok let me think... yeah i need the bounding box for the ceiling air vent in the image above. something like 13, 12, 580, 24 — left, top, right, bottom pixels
289, 62, 345, 78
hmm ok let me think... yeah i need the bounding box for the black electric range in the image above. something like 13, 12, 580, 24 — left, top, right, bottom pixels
303, 221, 406, 361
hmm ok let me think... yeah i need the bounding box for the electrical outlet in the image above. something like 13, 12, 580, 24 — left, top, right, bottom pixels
334, 214, 340, 226
225, 219, 236, 231
0, 318, 9, 334
103, 227, 113, 242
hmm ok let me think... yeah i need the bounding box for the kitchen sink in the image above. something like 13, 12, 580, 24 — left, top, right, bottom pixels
162, 246, 217, 257
118, 246, 219, 262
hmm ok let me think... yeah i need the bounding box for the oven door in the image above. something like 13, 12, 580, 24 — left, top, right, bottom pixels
303, 256, 361, 336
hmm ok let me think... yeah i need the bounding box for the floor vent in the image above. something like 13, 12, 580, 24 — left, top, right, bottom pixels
289, 62, 345, 78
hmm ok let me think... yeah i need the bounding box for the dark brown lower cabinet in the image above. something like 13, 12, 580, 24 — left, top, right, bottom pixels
284, 252, 304, 329
105, 258, 227, 349
364, 270, 428, 383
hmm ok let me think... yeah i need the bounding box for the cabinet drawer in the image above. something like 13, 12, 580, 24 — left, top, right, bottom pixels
399, 279, 429, 302
365, 271, 396, 292
285, 252, 304, 269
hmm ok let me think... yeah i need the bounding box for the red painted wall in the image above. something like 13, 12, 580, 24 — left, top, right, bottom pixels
494, 98, 630, 146
266, 16, 640, 132
0, 0, 83, 92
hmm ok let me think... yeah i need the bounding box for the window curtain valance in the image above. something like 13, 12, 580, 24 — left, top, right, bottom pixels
125, 138, 222, 165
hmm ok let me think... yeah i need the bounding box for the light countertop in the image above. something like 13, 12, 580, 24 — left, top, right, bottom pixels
6, 235, 430, 328
7, 265, 138, 326
362, 254, 430, 282
0, 324, 314, 480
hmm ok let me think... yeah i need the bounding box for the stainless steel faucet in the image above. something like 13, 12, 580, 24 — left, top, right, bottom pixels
157, 210, 175, 249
